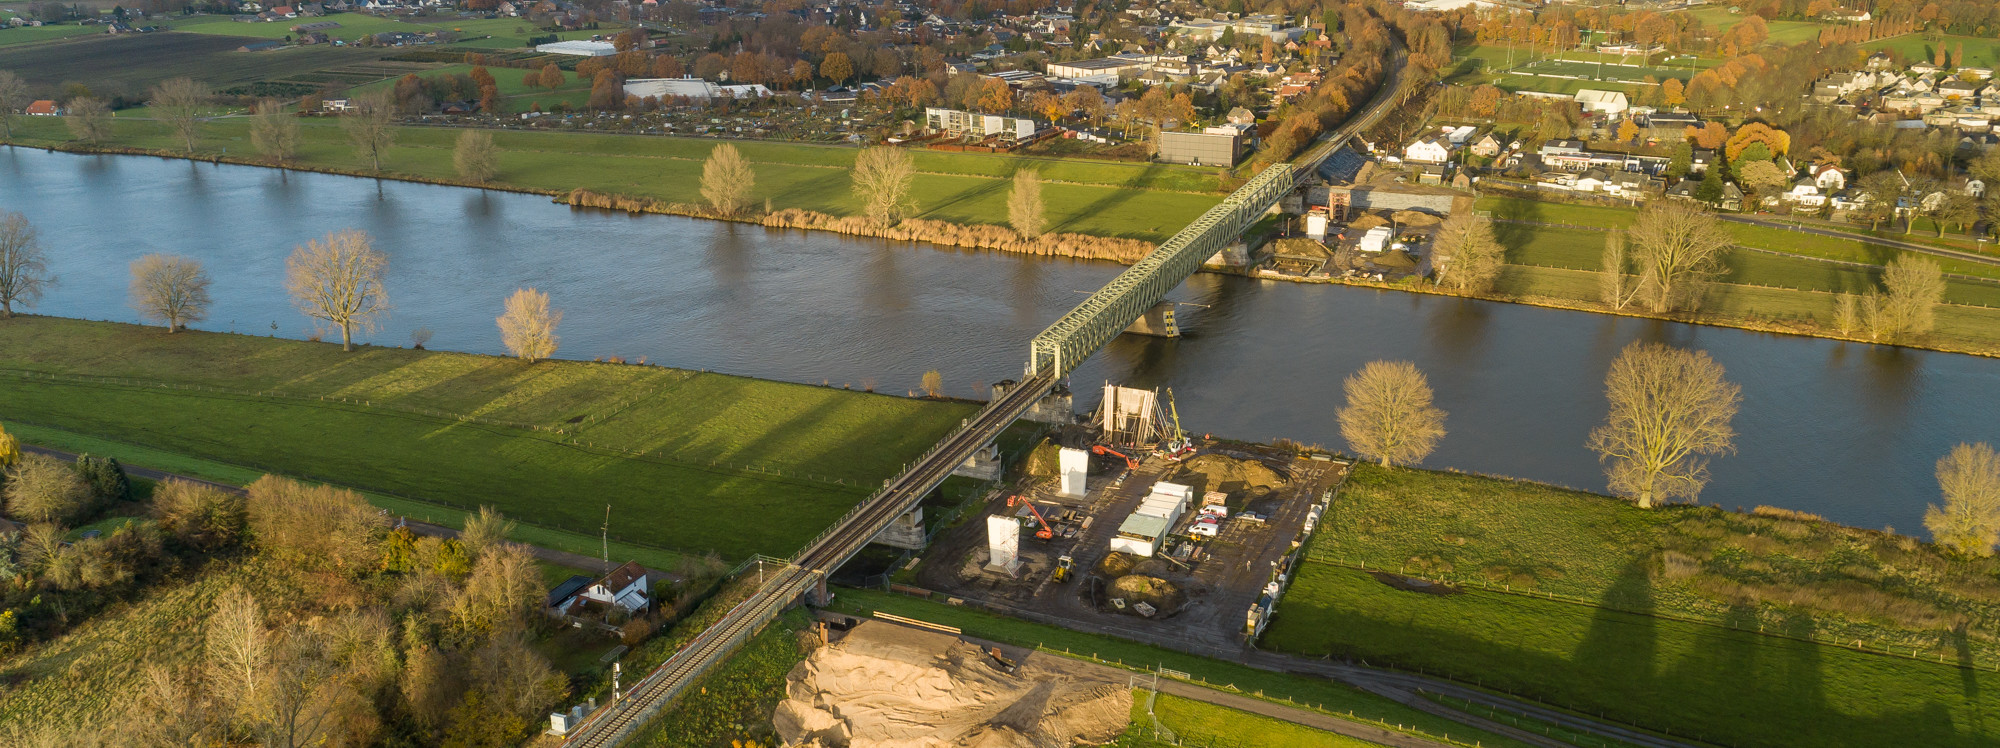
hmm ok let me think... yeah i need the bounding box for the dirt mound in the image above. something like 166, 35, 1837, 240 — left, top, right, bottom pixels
1109, 575, 1184, 615
1267, 238, 1333, 259
775, 622, 1131, 748
1347, 214, 1388, 231
1096, 551, 1144, 578
1171, 454, 1286, 500
1023, 439, 1061, 479
1391, 210, 1442, 227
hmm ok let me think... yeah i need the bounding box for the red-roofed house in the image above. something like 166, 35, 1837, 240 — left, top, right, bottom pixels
24, 100, 58, 116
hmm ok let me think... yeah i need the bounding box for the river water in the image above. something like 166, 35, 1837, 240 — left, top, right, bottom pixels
4, 147, 1996, 533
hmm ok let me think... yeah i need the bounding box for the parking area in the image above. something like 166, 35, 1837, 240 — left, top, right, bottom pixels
915, 435, 1347, 652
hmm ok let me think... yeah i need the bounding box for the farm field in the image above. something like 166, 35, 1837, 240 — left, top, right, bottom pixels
0, 31, 394, 99
0, 115, 1222, 241
1865, 33, 2000, 69
0, 317, 975, 559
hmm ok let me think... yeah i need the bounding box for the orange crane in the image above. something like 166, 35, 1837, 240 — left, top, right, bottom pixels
1006, 495, 1056, 540
1091, 445, 1139, 471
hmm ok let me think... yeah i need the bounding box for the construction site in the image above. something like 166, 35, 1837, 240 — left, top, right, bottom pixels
913, 383, 1348, 654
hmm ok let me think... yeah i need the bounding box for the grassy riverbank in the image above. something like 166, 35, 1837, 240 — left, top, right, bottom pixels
1262, 464, 2000, 747
0, 117, 1221, 243
0, 316, 975, 559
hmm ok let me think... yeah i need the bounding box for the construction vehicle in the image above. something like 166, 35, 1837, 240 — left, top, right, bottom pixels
1091, 444, 1140, 471
987, 647, 1019, 674
1158, 388, 1196, 461
1006, 495, 1056, 540
1052, 555, 1075, 583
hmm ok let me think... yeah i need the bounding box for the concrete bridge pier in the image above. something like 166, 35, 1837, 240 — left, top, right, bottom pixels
806, 573, 831, 607
992, 379, 1074, 426
953, 442, 1003, 481
870, 506, 927, 550
1122, 300, 1179, 337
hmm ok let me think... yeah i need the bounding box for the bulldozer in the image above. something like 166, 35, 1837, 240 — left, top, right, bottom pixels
1052, 555, 1075, 583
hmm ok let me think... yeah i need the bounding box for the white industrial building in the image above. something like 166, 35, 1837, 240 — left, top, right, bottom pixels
1356, 225, 1393, 253
1045, 55, 1151, 86
622, 77, 773, 101
535, 40, 616, 56
925, 107, 1037, 141
1111, 482, 1193, 557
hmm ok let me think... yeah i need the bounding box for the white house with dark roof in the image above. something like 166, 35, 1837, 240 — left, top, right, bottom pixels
560, 561, 651, 615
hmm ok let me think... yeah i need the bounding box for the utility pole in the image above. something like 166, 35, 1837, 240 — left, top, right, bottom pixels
601, 504, 612, 573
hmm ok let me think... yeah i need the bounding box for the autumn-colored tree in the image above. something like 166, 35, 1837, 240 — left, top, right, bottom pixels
587, 69, 621, 110
820, 52, 853, 85
1926, 443, 2000, 556
652, 54, 685, 79
1431, 214, 1505, 294
1007, 169, 1044, 239
976, 78, 1013, 113
1661, 77, 1685, 106
537, 64, 564, 90
1724, 122, 1789, 160
470, 66, 498, 112
1686, 121, 1729, 149
851, 146, 916, 226
1616, 118, 1641, 143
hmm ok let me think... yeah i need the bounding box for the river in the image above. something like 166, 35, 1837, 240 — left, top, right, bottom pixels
4, 147, 1996, 534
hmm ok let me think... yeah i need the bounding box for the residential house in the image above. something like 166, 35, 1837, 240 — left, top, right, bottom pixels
1647, 111, 1699, 139
1469, 133, 1503, 158
1690, 149, 1717, 174
1538, 139, 1592, 171
1785, 179, 1827, 208
1808, 164, 1847, 191
23, 100, 58, 116
1607, 171, 1649, 199
1571, 168, 1611, 193
1719, 182, 1744, 211
545, 574, 592, 614
563, 561, 650, 615
1403, 135, 1452, 164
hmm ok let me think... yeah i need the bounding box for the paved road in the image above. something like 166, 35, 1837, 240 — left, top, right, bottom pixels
17, 444, 668, 581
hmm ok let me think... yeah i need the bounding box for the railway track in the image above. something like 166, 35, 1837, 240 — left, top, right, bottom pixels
560, 372, 1056, 747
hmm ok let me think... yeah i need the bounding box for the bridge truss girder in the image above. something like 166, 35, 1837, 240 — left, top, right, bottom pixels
1029, 163, 1295, 377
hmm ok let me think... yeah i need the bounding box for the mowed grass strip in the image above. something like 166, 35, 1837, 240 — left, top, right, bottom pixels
1263, 563, 1999, 748
2, 115, 1218, 242
0, 31, 394, 95
0, 317, 974, 557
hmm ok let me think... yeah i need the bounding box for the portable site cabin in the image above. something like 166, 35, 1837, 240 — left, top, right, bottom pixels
1111, 482, 1193, 557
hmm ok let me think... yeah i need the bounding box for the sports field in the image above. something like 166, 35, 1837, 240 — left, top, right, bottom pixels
1865, 33, 2000, 69
1684, 7, 1827, 45
0, 317, 975, 559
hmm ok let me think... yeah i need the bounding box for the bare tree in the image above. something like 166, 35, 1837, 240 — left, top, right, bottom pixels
1336, 360, 1447, 467
1431, 213, 1505, 294
1626, 201, 1731, 313
341, 91, 395, 172
257, 624, 354, 748
1833, 292, 1861, 335
1599, 230, 1642, 310
851, 146, 916, 226
0, 211, 51, 318
453, 128, 498, 183
129, 253, 212, 332
148, 77, 210, 153
459, 505, 515, 561
249, 99, 299, 163
921, 369, 943, 397
1926, 442, 2000, 556
205, 585, 268, 726
0, 70, 28, 138
1586, 341, 1741, 508
496, 287, 560, 362
698, 142, 755, 216
450, 542, 540, 638
3, 453, 92, 525
63, 97, 111, 144
284, 229, 390, 351
1007, 168, 1045, 239
121, 665, 219, 748
1880, 254, 1945, 339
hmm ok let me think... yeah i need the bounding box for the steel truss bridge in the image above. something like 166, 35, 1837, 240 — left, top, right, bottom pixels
562, 43, 1408, 748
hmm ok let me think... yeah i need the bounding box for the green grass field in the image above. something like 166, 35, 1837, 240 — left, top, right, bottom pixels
827, 588, 1538, 748
169, 13, 601, 48
0, 22, 97, 46
1, 115, 1222, 241
632, 609, 813, 748
0, 317, 975, 559
1262, 464, 2000, 747
1128, 694, 1379, 748
1684, 7, 1828, 45
1865, 33, 2000, 69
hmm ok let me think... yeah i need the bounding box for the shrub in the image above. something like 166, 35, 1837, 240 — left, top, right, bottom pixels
73, 455, 132, 505
153, 479, 246, 552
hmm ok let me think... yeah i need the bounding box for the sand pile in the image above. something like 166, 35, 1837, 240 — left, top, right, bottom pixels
1108, 575, 1185, 615
775, 622, 1131, 748
1391, 210, 1442, 227
1267, 238, 1334, 259
1347, 214, 1388, 231
1171, 454, 1286, 498
1022, 439, 1061, 479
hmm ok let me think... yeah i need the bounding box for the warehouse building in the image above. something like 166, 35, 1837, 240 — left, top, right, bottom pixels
1111, 482, 1193, 557
1157, 124, 1250, 167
